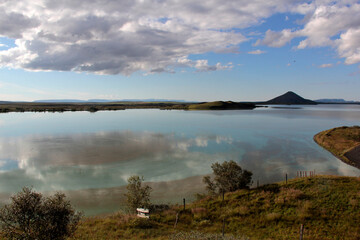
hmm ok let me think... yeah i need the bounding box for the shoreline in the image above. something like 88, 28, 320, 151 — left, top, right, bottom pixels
314, 126, 360, 170
0, 101, 256, 113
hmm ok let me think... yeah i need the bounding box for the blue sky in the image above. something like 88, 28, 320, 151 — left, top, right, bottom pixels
0, 0, 359, 102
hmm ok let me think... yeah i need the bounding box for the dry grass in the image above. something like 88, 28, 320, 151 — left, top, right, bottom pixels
63, 175, 360, 240
314, 126, 360, 167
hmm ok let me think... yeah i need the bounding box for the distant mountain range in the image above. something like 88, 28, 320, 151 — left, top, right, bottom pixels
315, 99, 358, 103
34, 99, 187, 103
1, 93, 358, 105
262, 91, 317, 105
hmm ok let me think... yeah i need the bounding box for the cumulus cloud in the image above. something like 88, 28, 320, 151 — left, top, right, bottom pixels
248, 49, 266, 55
194, 60, 233, 72
319, 63, 333, 68
256, 29, 298, 48
0, 0, 314, 75
257, 1, 360, 65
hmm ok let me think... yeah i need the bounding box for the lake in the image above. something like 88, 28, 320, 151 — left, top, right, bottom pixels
0, 104, 359, 215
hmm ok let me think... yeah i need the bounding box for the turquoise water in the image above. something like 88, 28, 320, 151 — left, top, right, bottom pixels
0, 105, 359, 214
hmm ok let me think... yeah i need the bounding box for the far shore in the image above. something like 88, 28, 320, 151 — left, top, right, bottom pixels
0, 101, 256, 113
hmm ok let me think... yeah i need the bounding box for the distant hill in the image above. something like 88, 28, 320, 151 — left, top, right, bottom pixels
34, 99, 86, 103
188, 101, 255, 110
315, 98, 357, 103
34, 99, 187, 103
264, 91, 316, 105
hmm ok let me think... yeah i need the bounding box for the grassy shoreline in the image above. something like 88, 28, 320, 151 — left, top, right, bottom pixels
68, 175, 360, 240
314, 126, 360, 169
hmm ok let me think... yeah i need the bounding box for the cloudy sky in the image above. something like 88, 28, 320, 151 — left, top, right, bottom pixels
0, 0, 359, 101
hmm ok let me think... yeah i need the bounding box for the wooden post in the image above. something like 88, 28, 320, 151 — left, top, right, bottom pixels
299, 224, 304, 240
286, 173, 288, 184
183, 198, 185, 211
222, 217, 225, 237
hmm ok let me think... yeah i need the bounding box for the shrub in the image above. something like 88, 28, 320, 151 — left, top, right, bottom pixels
203, 160, 253, 195
0, 187, 82, 240
124, 176, 152, 213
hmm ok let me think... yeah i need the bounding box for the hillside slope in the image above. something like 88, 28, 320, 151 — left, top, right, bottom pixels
70, 176, 360, 240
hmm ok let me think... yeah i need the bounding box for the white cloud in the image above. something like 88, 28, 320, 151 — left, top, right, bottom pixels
256, 29, 298, 48
0, 0, 315, 75
1, 0, 359, 74
318, 63, 333, 68
248, 49, 266, 55
258, 1, 360, 65
195, 60, 233, 72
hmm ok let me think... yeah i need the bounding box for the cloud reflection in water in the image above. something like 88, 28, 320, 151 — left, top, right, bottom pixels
0, 131, 235, 192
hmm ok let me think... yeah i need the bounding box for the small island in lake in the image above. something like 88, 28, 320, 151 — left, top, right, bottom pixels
314, 126, 360, 169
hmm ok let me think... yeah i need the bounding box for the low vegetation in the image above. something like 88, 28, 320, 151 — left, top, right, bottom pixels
187, 101, 255, 110
314, 126, 360, 168
203, 160, 252, 195
69, 175, 360, 239
125, 176, 152, 213
0, 187, 82, 240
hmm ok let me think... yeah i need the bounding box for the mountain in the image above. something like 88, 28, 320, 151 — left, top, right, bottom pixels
265, 91, 316, 105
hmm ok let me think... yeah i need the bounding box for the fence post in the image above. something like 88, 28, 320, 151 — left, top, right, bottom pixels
299, 224, 304, 240
286, 173, 288, 184
222, 217, 225, 236
183, 198, 185, 211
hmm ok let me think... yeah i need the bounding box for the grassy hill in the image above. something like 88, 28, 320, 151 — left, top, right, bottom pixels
69, 176, 360, 239
187, 101, 255, 110
314, 126, 360, 169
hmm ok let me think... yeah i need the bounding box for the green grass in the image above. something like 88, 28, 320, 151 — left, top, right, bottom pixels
68, 176, 360, 240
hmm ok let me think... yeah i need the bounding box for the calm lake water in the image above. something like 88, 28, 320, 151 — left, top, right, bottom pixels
0, 104, 359, 215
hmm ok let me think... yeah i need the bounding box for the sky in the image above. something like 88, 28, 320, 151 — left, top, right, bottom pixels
0, 0, 359, 102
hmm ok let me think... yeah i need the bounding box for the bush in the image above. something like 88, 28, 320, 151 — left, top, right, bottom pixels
0, 187, 82, 240
203, 160, 253, 195
124, 176, 152, 213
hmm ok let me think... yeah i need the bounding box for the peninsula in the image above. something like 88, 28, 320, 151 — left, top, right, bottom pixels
314, 126, 360, 169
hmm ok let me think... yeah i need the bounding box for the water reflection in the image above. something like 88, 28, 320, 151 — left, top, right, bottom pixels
0, 131, 235, 193
0, 105, 359, 215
